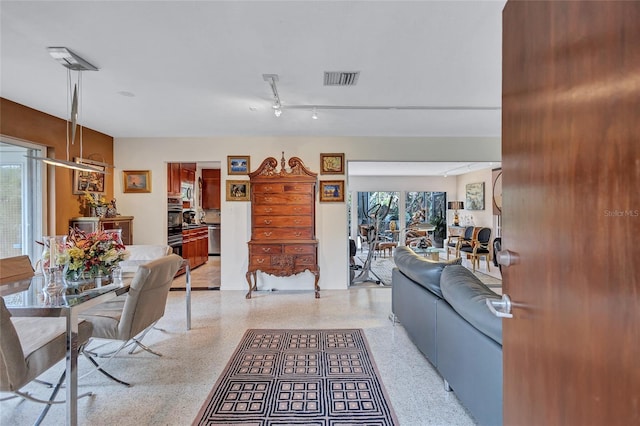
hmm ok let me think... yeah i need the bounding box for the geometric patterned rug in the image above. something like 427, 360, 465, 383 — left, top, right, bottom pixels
192, 329, 398, 425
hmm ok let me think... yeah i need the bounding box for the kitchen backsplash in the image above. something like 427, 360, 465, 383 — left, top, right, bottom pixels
203, 209, 221, 224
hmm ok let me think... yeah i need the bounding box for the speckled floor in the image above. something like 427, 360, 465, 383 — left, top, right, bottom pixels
1, 263, 477, 426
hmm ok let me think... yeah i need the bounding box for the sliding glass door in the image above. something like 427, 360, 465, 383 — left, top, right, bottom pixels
0, 140, 44, 262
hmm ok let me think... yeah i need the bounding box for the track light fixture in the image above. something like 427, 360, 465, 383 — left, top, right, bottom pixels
263, 74, 283, 118
311, 108, 318, 120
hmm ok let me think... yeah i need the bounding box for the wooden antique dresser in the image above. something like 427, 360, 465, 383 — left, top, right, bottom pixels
246, 154, 320, 299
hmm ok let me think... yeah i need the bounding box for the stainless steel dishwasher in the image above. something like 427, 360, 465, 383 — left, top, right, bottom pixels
208, 224, 220, 255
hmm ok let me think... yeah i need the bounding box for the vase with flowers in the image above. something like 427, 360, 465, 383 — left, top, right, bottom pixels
83, 191, 109, 217
64, 228, 129, 287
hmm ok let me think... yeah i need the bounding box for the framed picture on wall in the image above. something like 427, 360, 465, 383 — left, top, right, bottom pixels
320, 153, 345, 174
226, 180, 250, 201
123, 170, 152, 193
466, 182, 485, 210
72, 158, 106, 195
319, 180, 345, 202
227, 155, 250, 175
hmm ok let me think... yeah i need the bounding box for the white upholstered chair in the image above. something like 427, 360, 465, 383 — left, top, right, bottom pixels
79, 254, 182, 386
0, 297, 94, 425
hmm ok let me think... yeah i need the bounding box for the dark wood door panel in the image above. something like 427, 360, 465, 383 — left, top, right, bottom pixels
502, 1, 640, 425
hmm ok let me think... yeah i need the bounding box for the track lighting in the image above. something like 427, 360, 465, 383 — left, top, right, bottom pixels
311, 108, 318, 120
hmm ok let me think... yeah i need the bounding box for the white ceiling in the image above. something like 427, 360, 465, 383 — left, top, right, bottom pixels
0, 1, 506, 139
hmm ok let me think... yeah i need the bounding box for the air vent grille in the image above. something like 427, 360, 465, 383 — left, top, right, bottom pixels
324, 71, 360, 86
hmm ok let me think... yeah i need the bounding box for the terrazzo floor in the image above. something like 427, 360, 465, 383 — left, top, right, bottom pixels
1, 261, 478, 426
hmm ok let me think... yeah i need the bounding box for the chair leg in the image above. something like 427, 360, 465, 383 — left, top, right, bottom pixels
9, 370, 93, 426
81, 342, 131, 387
127, 321, 163, 356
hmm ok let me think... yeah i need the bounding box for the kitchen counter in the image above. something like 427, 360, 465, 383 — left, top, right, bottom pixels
183, 224, 208, 230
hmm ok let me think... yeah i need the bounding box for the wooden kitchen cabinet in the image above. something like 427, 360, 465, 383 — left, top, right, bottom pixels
167, 163, 182, 195
182, 226, 208, 269
246, 155, 319, 299
69, 216, 134, 245
202, 168, 221, 209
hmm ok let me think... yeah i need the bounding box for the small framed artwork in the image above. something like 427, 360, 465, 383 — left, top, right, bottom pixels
123, 170, 152, 193
227, 155, 250, 175
320, 153, 345, 175
72, 158, 106, 195
319, 180, 345, 202
226, 180, 250, 201
466, 182, 485, 210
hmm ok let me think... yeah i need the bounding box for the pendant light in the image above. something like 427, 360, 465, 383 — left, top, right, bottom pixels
25, 47, 105, 173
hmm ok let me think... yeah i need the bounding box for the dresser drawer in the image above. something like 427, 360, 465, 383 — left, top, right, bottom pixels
295, 255, 317, 266
284, 244, 316, 255
253, 205, 312, 216
249, 255, 272, 268
253, 215, 312, 227
254, 193, 312, 205
253, 228, 313, 240
253, 183, 313, 194
249, 244, 283, 255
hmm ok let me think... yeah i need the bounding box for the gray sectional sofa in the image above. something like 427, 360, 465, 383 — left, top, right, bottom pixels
391, 246, 503, 426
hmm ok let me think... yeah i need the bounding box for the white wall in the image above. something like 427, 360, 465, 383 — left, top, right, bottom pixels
456, 168, 495, 228
114, 136, 500, 292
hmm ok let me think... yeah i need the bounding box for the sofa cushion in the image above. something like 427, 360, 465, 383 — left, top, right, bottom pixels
440, 265, 502, 345
393, 246, 461, 298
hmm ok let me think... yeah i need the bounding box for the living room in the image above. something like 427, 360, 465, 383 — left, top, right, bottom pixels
2, 1, 638, 425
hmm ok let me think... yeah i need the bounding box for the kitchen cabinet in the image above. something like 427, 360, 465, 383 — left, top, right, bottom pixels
182, 226, 208, 269
181, 163, 196, 185
246, 155, 319, 299
202, 168, 221, 210
168, 162, 197, 195
69, 216, 134, 245
167, 163, 181, 195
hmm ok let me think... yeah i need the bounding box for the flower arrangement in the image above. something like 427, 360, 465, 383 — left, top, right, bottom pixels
65, 228, 129, 281
83, 191, 109, 208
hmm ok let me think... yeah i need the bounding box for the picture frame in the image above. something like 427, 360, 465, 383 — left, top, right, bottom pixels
227, 155, 250, 175
226, 180, 250, 201
122, 170, 152, 193
466, 182, 485, 210
320, 153, 345, 175
72, 158, 106, 195
319, 180, 345, 202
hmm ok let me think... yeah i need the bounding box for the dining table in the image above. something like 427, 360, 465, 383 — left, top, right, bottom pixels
3, 260, 192, 426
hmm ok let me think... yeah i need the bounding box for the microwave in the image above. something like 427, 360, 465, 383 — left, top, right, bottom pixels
181, 183, 194, 202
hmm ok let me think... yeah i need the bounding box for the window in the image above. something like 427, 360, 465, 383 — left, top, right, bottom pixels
0, 140, 43, 262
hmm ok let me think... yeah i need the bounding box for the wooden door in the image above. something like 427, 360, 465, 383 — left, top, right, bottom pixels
502, 1, 640, 424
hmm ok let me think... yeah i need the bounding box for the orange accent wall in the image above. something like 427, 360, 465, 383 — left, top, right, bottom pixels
0, 98, 114, 235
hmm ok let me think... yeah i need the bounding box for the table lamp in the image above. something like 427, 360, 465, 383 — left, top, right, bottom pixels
447, 201, 464, 226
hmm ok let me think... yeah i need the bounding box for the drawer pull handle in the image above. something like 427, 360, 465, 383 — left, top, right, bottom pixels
262, 248, 271, 253
265, 208, 273, 213
293, 208, 302, 212
294, 232, 302, 237
265, 186, 273, 191
293, 220, 301, 224
265, 197, 273, 202
264, 232, 273, 237
256, 259, 265, 264
264, 220, 272, 225
294, 248, 303, 252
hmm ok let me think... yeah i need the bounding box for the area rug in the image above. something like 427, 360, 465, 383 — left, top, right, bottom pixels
193, 329, 398, 425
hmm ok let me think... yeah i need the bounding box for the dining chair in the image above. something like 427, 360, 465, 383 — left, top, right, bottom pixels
0, 297, 94, 425
447, 226, 474, 260
460, 227, 493, 272
79, 254, 182, 386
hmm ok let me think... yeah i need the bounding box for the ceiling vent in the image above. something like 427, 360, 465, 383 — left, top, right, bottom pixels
324, 71, 360, 86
